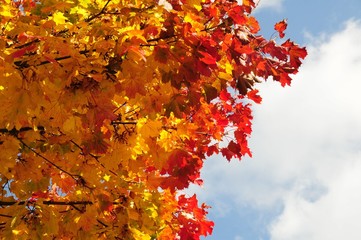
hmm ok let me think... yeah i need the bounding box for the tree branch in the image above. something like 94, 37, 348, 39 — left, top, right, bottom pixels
86, 0, 112, 22
0, 200, 93, 206
0, 200, 128, 207
111, 121, 137, 125
13, 49, 92, 69
17, 138, 80, 184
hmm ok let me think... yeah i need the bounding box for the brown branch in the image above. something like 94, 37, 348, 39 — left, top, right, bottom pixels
86, 0, 112, 22
13, 39, 41, 49
140, 39, 178, 47
13, 49, 92, 69
0, 200, 128, 207
97, 219, 108, 228
0, 126, 45, 136
113, 101, 127, 113
146, 34, 177, 43
111, 121, 137, 125
43, 201, 93, 205
0, 200, 93, 206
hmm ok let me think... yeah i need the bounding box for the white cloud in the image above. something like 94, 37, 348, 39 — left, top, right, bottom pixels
270, 155, 361, 240
268, 19, 361, 240
192, 20, 361, 239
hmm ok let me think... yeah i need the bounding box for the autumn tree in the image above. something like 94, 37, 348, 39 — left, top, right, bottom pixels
0, 0, 306, 239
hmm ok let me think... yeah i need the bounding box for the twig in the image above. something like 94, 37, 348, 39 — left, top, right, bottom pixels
86, 0, 112, 22
17, 138, 78, 182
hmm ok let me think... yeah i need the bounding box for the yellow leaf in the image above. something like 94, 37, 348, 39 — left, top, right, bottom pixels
0, 1, 13, 17
146, 205, 158, 219
79, 0, 91, 7
130, 227, 151, 240
70, 6, 89, 17
103, 174, 111, 182
138, 118, 163, 138
52, 12, 67, 25
131, 136, 149, 159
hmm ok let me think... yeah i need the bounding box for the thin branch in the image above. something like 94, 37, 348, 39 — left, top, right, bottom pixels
111, 121, 137, 125
0, 126, 33, 135
69, 140, 118, 177
0, 200, 93, 206
86, 0, 112, 22
13, 49, 92, 69
146, 34, 177, 43
113, 101, 127, 113
140, 39, 178, 47
70, 204, 85, 213
17, 138, 78, 182
0, 200, 127, 207
97, 219, 109, 228
44, 201, 93, 205
13, 39, 41, 49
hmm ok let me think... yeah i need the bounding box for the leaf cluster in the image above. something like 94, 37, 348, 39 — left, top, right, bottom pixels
0, 0, 306, 239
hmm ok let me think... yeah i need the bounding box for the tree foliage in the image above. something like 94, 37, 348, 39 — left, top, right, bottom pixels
0, 0, 306, 239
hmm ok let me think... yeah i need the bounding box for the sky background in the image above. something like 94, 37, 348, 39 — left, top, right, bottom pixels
188, 0, 361, 239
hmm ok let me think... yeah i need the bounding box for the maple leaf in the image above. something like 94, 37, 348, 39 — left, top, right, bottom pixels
228, 6, 247, 25
282, 39, 308, 67
247, 89, 262, 103
275, 19, 288, 38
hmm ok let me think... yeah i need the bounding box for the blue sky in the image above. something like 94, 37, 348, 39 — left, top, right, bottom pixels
188, 1, 361, 239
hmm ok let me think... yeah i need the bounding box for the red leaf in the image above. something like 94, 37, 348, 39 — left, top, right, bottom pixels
198, 51, 217, 65
219, 89, 232, 101
228, 6, 247, 25
206, 144, 219, 156
247, 89, 262, 103
12, 44, 37, 58
221, 147, 235, 161
162, 149, 203, 190
31, 190, 49, 199
282, 40, 308, 67
228, 141, 241, 155
279, 72, 292, 87
274, 19, 287, 38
